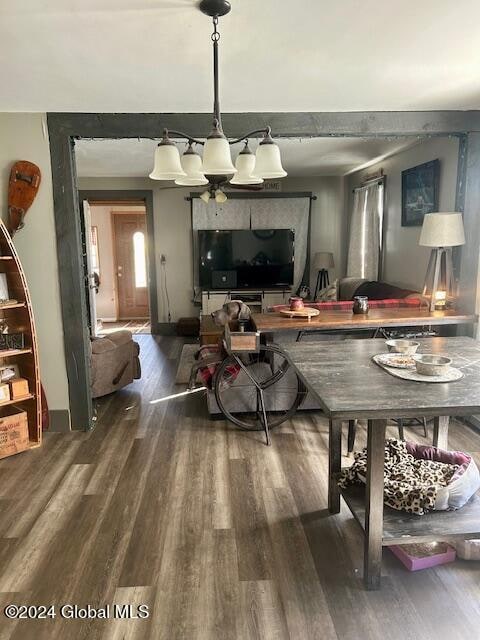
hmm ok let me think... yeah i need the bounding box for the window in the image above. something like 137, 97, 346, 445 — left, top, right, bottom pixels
133, 231, 147, 288
347, 180, 385, 280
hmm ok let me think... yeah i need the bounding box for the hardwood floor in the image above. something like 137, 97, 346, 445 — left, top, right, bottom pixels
0, 335, 479, 639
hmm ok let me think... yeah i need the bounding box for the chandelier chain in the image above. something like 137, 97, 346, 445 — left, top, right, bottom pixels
211, 16, 220, 42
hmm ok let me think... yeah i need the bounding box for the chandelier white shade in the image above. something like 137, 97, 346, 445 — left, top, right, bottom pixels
149, 140, 185, 181
202, 134, 236, 176
230, 144, 263, 185
175, 146, 208, 186
148, 0, 287, 191
254, 138, 287, 179
419, 212, 466, 247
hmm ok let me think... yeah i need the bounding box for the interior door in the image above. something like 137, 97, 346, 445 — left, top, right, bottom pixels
113, 212, 149, 320
82, 200, 98, 337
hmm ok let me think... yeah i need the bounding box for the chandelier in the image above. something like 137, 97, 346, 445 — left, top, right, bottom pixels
149, 0, 287, 202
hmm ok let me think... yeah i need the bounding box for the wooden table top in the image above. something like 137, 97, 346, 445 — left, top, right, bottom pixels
279, 336, 480, 420
252, 308, 476, 333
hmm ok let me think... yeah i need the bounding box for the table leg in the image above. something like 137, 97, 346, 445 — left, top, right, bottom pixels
364, 418, 387, 590
328, 419, 342, 514
433, 416, 449, 449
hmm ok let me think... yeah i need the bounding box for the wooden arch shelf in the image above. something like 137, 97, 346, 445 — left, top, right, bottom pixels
0, 219, 41, 457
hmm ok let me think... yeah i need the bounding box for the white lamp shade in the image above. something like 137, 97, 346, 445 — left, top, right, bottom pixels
230, 152, 263, 185
202, 137, 236, 175
419, 212, 466, 247
254, 141, 287, 179
175, 151, 208, 186
149, 143, 185, 180
313, 251, 335, 270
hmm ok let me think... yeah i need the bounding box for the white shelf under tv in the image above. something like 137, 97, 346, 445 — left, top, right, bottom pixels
201, 288, 291, 315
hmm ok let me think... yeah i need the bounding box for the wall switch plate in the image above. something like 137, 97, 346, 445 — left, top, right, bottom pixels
160, 254, 166, 264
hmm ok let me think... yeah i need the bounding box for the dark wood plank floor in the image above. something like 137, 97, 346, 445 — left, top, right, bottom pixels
0, 335, 479, 640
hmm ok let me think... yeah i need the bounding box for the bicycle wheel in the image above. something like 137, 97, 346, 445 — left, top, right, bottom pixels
214, 344, 307, 431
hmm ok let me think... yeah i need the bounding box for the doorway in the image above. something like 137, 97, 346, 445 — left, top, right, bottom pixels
112, 211, 149, 322
79, 190, 158, 342
47, 113, 475, 431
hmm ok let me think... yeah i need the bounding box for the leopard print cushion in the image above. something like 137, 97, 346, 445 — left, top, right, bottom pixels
339, 438, 459, 515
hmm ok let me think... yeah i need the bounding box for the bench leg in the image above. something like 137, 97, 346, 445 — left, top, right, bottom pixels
328, 419, 342, 514
364, 418, 387, 590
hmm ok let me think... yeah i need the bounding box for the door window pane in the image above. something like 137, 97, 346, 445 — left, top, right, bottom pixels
133, 231, 147, 288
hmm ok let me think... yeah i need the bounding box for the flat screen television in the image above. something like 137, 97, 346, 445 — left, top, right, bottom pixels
198, 229, 294, 290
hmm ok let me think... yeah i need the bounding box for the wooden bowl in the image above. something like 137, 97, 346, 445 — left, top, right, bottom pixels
385, 339, 420, 355
413, 354, 452, 377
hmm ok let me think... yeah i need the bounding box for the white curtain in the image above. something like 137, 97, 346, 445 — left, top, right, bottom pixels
347, 181, 384, 280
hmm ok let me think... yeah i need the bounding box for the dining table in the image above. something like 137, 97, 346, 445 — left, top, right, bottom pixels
278, 335, 480, 589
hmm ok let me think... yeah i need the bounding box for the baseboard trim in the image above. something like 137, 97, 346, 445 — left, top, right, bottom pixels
48, 409, 71, 432
157, 322, 176, 336
99, 317, 117, 323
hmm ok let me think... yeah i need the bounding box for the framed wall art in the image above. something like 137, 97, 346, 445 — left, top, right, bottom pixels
401, 159, 440, 227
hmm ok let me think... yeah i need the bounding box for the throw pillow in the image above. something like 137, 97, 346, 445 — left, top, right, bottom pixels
316, 279, 338, 301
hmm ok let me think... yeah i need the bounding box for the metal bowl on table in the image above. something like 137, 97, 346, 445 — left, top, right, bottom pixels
385, 339, 420, 355
413, 354, 452, 377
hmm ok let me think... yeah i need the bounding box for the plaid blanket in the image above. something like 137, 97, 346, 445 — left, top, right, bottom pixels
195, 345, 239, 389
269, 298, 422, 313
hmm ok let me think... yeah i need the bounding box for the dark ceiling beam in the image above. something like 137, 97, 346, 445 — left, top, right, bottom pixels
48, 111, 480, 140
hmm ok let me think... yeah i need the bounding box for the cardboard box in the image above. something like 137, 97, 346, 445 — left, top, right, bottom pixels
8, 377, 29, 399
0, 409, 29, 459
0, 383, 10, 403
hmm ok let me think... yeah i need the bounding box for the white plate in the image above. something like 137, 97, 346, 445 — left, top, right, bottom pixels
374, 353, 416, 369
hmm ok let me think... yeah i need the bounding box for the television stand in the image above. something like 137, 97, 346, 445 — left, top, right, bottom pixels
201, 288, 291, 315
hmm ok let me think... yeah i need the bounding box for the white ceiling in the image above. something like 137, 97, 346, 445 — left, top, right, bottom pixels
75, 136, 419, 177
1, 1, 480, 112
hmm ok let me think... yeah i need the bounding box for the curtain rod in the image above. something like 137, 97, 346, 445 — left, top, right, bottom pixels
185, 193, 317, 201
352, 175, 385, 192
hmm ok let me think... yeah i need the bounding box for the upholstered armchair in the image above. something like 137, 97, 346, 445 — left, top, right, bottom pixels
90, 330, 141, 398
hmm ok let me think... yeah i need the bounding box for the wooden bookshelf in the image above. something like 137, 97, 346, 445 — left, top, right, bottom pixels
0, 219, 41, 456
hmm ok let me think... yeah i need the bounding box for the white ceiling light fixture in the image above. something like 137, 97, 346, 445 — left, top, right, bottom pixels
175, 144, 208, 186
149, 0, 287, 193
230, 142, 264, 186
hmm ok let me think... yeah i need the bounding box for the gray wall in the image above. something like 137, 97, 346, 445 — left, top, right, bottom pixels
0, 113, 70, 415
78, 176, 347, 319
347, 136, 460, 291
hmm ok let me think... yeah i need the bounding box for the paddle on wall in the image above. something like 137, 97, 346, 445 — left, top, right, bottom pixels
8, 161, 41, 236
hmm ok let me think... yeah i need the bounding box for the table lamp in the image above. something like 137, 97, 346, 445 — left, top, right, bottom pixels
419, 212, 465, 311
313, 251, 335, 299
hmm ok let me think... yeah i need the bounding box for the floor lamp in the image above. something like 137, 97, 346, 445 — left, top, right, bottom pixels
313, 252, 334, 299
419, 212, 465, 311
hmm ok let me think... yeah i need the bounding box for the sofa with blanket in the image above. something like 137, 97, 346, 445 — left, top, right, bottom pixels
269, 277, 427, 313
